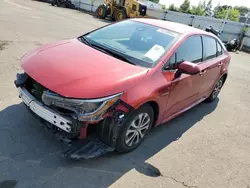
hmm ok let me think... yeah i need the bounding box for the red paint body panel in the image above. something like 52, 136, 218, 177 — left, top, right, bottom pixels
21, 19, 231, 128
21, 39, 148, 98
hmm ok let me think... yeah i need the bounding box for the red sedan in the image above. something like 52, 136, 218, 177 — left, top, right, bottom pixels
15, 19, 230, 158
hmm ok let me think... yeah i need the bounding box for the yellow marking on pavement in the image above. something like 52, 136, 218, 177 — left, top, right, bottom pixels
4, 0, 32, 10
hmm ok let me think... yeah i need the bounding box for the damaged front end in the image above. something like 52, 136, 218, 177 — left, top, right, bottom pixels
15, 72, 134, 160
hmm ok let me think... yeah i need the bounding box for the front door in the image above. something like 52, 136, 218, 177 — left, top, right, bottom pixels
162, 35, 205, 121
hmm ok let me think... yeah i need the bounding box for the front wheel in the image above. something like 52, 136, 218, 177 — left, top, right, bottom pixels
115, 104, 154, 153
206, 77, 225, 102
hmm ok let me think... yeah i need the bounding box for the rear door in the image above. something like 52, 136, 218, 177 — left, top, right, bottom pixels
163, 35, 206, 120
198, 36, 225, 98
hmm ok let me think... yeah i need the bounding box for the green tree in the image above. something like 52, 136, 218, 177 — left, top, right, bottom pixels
234, 6, 250, 16
205, 0, 213, 16
162, 4, 167, 10
149, 0, 160, 4
196, 2, 205, 15
168, 3, 178, 12
188, 2, 205, 16
213, 3, 221, 17
189, 5, 197, 14
179, 0, 190, 13
202, 0, 206, 9
215, 8, 240, 22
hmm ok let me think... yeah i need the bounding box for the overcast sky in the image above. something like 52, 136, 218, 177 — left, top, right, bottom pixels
159, 0, 250, 8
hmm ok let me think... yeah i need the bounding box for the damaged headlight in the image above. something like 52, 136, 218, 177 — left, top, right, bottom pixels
42, 91, 122, 121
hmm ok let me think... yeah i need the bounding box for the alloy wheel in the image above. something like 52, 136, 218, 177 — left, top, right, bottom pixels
125, 113, 150, 147
212, 79, 223, 99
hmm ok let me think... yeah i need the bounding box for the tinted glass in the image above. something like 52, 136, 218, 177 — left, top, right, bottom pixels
84, 20, 179, 67
176, 36, 203, 64
203, 36, 217, 60
217, 41, 223, 56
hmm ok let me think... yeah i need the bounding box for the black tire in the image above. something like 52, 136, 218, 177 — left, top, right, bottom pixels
65, 2, 70, 8
51, 0, 56, 6
226, 44, 233, 51
205, 77, 225, 102
111, 8, 118, 21
115, 104, 154, 153
96, 5, 108, 19
114, 9, 126, 21
70, 3, 75, 9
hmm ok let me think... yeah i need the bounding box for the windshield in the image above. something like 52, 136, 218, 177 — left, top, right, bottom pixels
81, 20, 179, 68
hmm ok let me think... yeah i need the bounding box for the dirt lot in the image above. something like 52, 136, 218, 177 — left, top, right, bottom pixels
0, 0, 250, 188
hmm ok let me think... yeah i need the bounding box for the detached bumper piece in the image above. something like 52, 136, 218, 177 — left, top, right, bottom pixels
18, 87, 72, 132
63, 139, 114, 160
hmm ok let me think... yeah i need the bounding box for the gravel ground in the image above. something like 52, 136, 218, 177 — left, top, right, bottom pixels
0, 0, 250, 187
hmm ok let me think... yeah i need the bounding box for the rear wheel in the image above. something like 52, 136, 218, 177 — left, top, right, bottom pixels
96, 5, 108, 19
206, 77, 225, 102
114, 9, 126, 21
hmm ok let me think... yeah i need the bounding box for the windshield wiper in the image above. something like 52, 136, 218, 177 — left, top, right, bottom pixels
91, 44, 136, 65
80, 36, 91, 46
79, 37, 136, 66
80, 37, 114, 56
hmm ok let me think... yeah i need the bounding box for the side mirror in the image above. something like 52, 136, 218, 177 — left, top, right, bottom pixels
177, 61, 200, 75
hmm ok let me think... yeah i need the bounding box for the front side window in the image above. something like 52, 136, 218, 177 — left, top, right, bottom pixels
80, 20, 179, 68
176, 36, 203, 64
203, 36, 217, 60
164, 35, 202, 70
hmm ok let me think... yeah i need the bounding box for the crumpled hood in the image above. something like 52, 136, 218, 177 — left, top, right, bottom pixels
21, 39, 148, 98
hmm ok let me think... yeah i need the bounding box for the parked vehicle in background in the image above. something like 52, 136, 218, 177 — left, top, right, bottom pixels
205, 25, 240, 52
51, 0, 75, 9
96, 0, 147, 21
225, 39, 240, 51
15, 19, 231, 159
205, 25, 221, 37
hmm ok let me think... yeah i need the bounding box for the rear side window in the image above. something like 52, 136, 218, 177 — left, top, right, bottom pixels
217, 42, 223, 56
203, 36, 217, 60
176, 36, 203, 64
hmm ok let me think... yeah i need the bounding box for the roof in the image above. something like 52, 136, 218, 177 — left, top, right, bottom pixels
133, 18, 208, 35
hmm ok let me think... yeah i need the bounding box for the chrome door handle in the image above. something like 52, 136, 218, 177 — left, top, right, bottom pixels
218, 62, 223, 66
199, 70, 206, 76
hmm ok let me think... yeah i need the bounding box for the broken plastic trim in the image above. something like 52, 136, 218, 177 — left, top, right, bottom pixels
62, 100, 134, 160
15, 73, 135, 160
62, 139, 114, 160
14, 72, 29, 88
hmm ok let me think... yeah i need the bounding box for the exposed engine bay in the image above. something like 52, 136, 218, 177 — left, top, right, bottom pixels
15, 72, 134, 160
